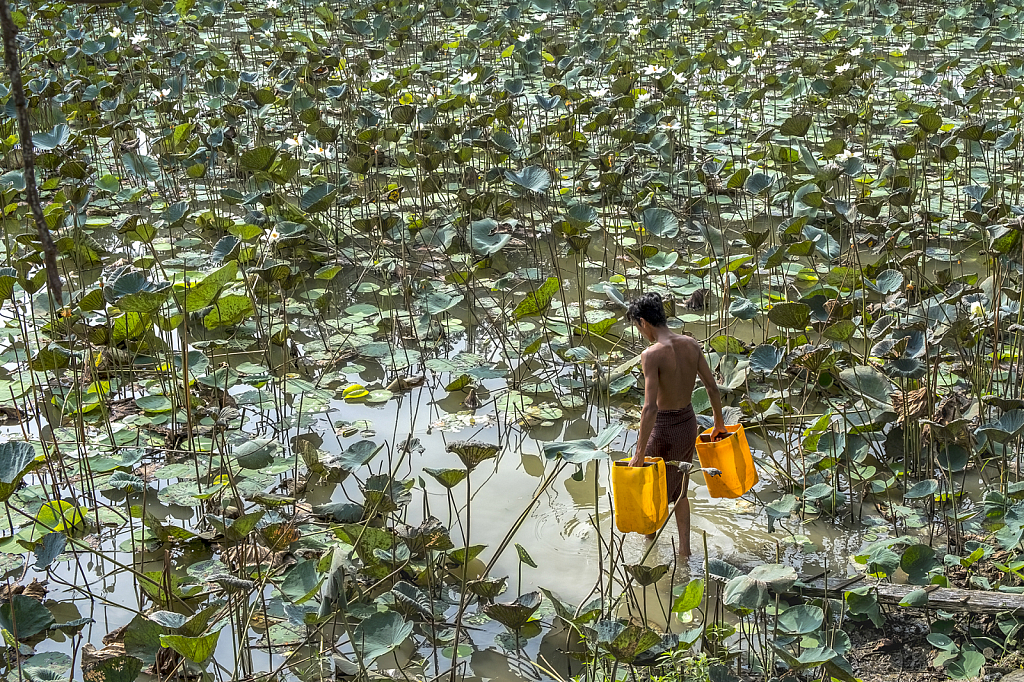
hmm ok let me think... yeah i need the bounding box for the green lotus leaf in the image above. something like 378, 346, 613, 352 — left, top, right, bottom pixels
469, 218, 512, 255
671, 578, 704, 613
776, 604, 823, 635
351, 612, 413, 662
780, 113, 812, 137
749, 344, 785, 374
159, 631, 220, 664
0, 594, 55, 639
625, 563, 668, 586
504, 165, 550, 193
513, 277, 560, 319
594, 620, 662, 663
423, 467, 468, 488
768, 302, 811, 330
484, 592, 542, 631
641, 207, 678, 238
447, 440, 500, 471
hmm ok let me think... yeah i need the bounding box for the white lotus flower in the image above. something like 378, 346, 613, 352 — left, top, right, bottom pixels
267, 0, 278, 7
727, 56, 741, 68
151, 87, 171, 100
628, 28, 640, 38
590, 87, 608, 98
815, 8, 826, 18
637, 92, 652, 102
753, 48, 767, 59
659, 120, 682, 131
285, 134, 303, 148
836, 63, 853, 73
849, 47, 863, 56
836, 149, 862, 161
110, 26, 122, 38
970, 301, 985, 318
517, 33, 530, 42
533, 12, 547, 21
459, 71, 477, 84
643, 64, 667, 76
627, 16, 640, 25
130, 33, 148, 45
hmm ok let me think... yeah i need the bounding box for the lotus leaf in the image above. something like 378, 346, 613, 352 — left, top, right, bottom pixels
838, 366, 895, 408
625, 563, 668, 586
515, 543, 537, 568
513, 277, 560, 319
542, 424, 622, 463
82, 656, 144, 682
468, 576, 509, 599
776, 605, 823, 635
768, 302, 811, 330
352, 611, 413, 663
446, 440, 500, 471
160, 631, 220, 665
671, 578, 704, 613
504, 166, 550, 193
594, 620, 662, 663
749, 344, 784, 374
423, 467, 469, 488
484, 591, 542, 631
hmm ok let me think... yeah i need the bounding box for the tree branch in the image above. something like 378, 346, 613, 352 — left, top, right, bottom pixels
0, 0, 62, 303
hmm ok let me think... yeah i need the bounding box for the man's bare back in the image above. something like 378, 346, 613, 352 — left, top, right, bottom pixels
639, 334, 703, 412
625, 292, 726, 556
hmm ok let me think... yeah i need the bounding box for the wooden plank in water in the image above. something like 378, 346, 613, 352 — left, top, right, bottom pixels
783, 577, 1024, 614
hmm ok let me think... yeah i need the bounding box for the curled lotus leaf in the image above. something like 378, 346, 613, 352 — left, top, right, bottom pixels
979, 409, 1024, 444
594, 620, 662, 664
625, 563, 669, 586
362, 475, 412, 515
483, 591, 542, 631
446, 440, 500, 471
423, 467, 468, 488
883, 357, 927, 379
723, 564, 797, 612
467, 575, 509, 600
390, 581, 440, 620
398, 517, 454, 554
792, 345, 832, 371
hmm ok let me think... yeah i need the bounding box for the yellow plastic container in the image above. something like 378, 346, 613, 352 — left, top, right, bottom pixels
695, 424, 758, 498
611, 457, 670, 534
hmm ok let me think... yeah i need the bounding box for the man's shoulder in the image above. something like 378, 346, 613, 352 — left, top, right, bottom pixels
670, 332, 700, 349
640, 345, 663, 365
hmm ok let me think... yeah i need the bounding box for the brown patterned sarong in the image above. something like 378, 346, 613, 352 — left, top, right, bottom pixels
644, 405, 698, 502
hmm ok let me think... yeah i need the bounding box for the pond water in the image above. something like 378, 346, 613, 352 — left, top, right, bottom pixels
2, 0, 1023, 677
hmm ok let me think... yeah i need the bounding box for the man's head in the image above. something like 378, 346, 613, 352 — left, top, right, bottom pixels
627, 292, 667, 340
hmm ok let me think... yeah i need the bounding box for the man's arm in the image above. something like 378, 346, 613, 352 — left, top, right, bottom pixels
695, 345, 728, 438
631, 350, 659, 466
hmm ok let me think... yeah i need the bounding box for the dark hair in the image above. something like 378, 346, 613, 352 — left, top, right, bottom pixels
626, 292, 667, 327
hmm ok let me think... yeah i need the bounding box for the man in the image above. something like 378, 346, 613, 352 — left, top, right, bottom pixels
627, 292, 727, 557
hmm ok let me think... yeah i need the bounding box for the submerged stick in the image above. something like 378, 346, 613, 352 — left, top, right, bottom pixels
0, 0, 62, 302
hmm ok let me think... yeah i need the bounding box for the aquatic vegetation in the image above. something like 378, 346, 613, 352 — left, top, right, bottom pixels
0, 0, 1020, 678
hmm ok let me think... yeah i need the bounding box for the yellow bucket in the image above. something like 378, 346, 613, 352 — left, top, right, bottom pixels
611, 457, 670, 534
695, 424, 758, 498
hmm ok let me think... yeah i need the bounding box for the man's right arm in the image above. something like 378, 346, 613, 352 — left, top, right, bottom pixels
631, 350, 659, 466
694, 342, 728, 439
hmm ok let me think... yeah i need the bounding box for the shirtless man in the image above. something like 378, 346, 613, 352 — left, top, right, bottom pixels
627, 292, 726, 556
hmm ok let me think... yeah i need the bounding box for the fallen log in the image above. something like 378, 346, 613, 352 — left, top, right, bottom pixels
782, 575, 1024, 615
